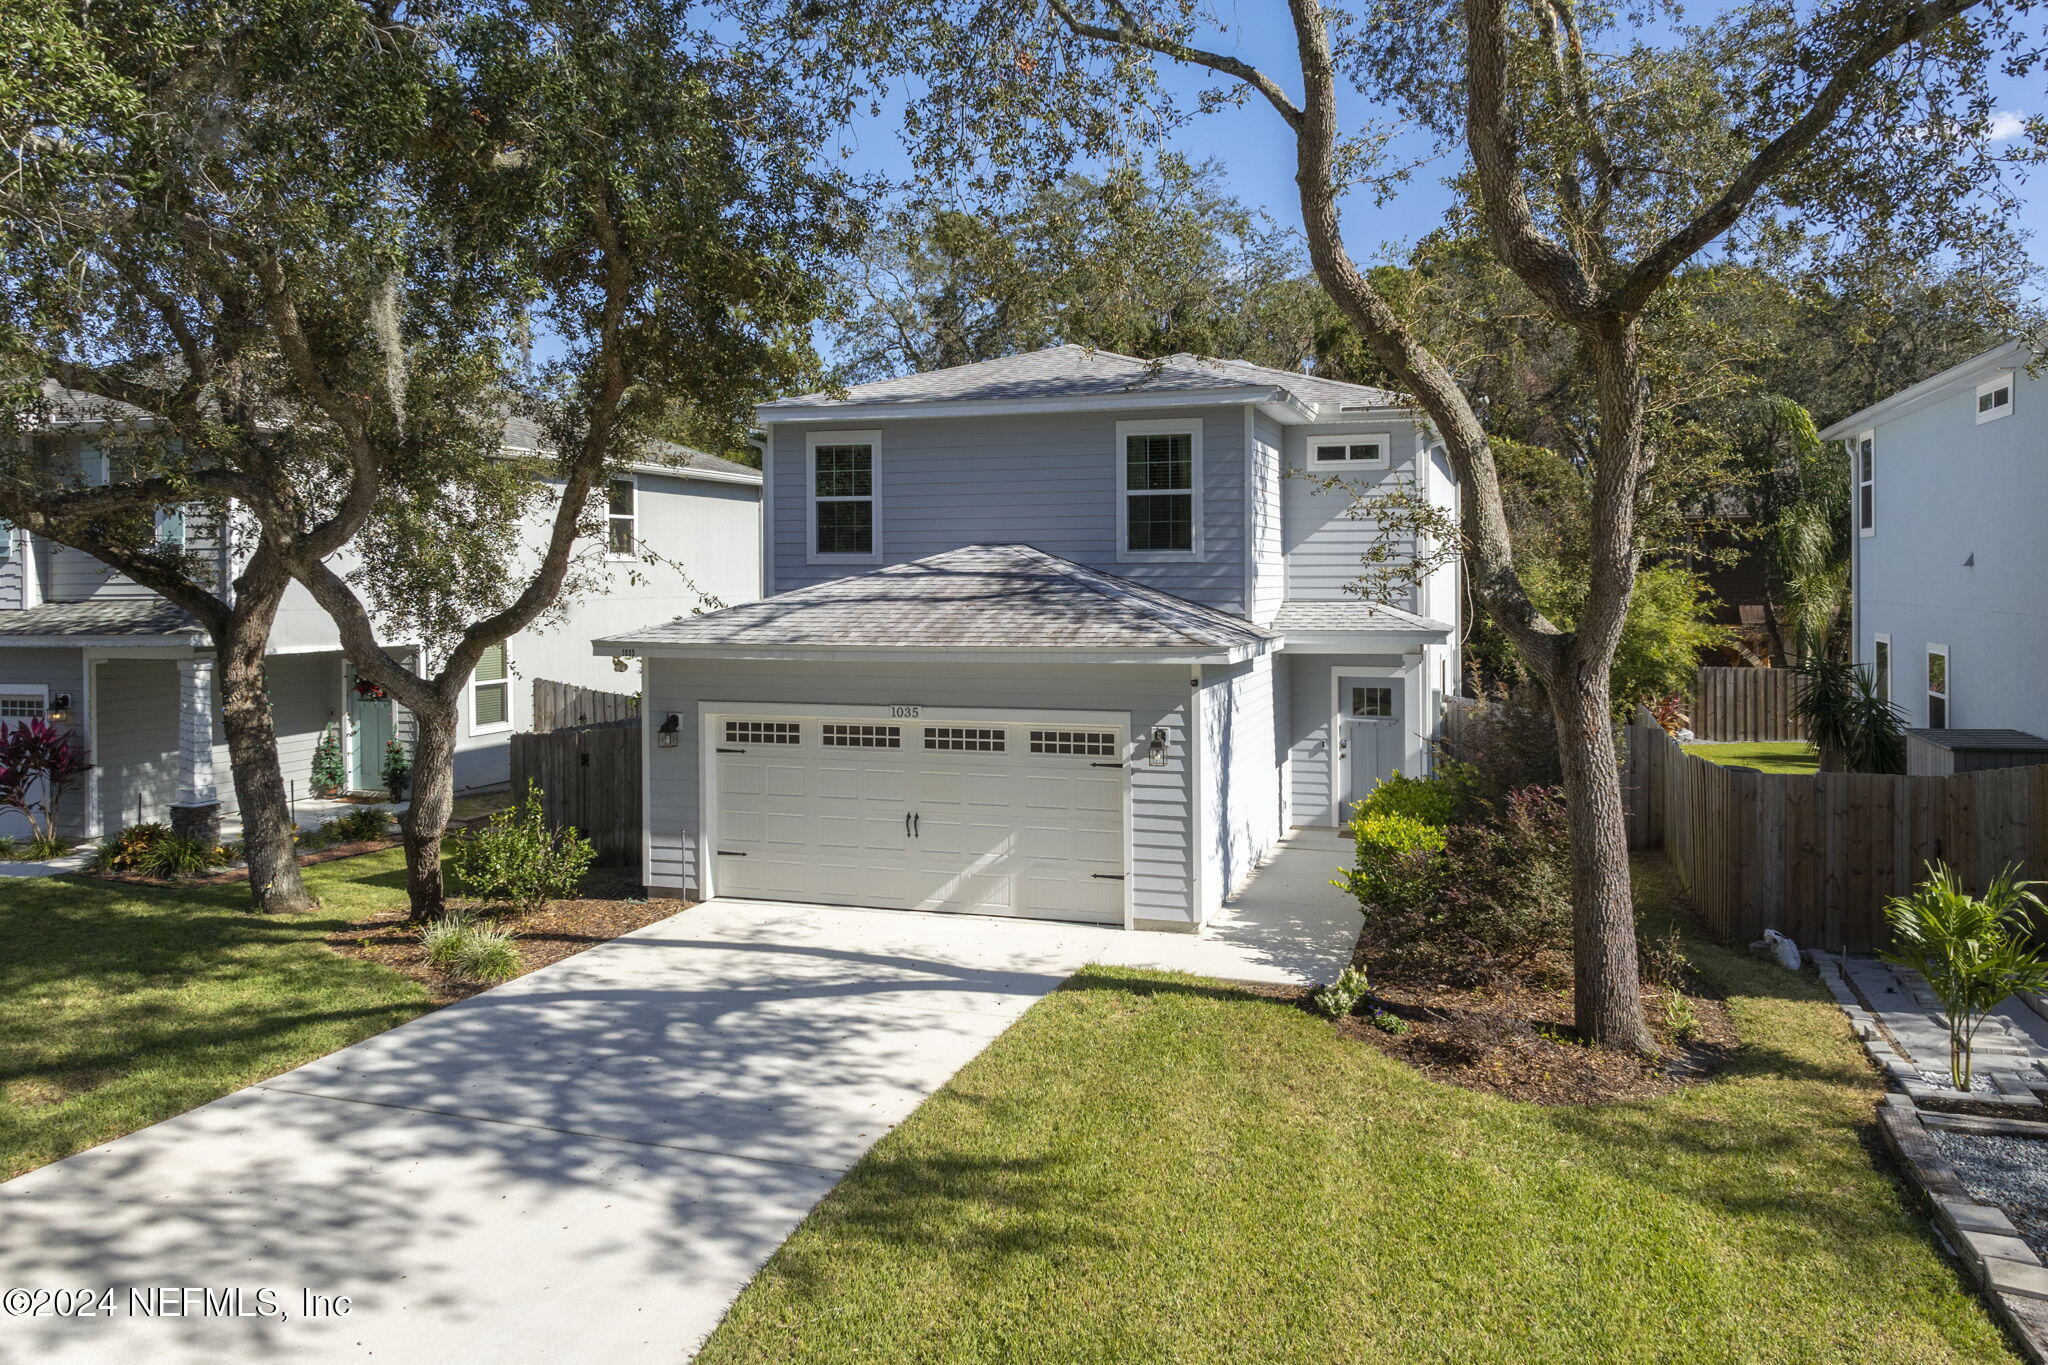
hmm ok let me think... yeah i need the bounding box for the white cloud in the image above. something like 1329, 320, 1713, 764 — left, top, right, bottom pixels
1988, 109, 2028, 142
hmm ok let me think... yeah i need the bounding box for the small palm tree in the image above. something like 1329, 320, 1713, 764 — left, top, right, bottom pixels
1791, 657, 1860, 772
1883, 862, 2048, 1092
1845, 668, 1907, 774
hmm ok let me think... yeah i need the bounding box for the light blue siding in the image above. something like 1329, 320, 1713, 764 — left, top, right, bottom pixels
766, 407, 1251, 612
1854, 363, 2048, 735
1281, 419, 1426, 606
1202, 652, 1281, 901
1283, 650, 1408, 826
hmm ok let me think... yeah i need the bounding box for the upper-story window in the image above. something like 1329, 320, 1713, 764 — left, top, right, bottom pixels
1977, 372, 2014, 424
808, 430, 879, 561
606, 477, 636, 558
1310, 435, 1390, 470
1117, 420, 1200, 560
1855, 432, 1874, 535
154, 506, 185, 548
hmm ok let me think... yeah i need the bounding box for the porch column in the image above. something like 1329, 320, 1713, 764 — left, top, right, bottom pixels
169, 654, 222, 845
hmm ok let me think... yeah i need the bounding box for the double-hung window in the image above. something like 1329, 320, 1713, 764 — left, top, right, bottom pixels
1926, 645, 1949, 729
809, 431, 878, 560
469, 642, 512, 733
1117, 420, 1200, 559
1855, 432, 1874, 535
606, 477, 637, 558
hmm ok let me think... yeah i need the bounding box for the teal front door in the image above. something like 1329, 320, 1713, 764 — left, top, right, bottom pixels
350, 683, 394, 792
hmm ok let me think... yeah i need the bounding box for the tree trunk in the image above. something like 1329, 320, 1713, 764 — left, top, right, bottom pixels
1549, 653, 1658, 1054
400, 703, 460, 921
216, 616, 317, 914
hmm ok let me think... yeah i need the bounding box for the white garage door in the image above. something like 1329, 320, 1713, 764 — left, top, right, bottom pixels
711, 716, 1127, 924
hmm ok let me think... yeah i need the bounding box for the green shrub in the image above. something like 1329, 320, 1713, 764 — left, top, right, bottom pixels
1335, 811, 1446, 911
1358, 769, 1464, 827
1312, 966, 1372, 1019
446, 785, 594, 912
1368, 1009, 1410, 1035
420, 914, 523, 984
1341, 787, 1572, 984
328, 807, 393, 843
87, 822, 174, 872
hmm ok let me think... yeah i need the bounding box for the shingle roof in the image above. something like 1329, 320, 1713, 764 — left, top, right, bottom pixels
762, 344, 1402, 414
1271, 599, 1454, 634
0, 599, 205, 639
605, 544, 1276, 652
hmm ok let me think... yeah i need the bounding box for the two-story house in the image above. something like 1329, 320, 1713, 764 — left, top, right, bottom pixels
0, 401, 761, 843
599, 345, 1460, 932
1821, 340, 2046, 746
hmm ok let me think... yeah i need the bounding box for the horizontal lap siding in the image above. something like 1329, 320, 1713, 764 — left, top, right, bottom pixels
1282, 421, 1423, 607
768, 407, 1249, 613
1250, 414, 1287, 626
95, 658, 181, 831
1206, 654, 1280, 900
644, 658, 1197, 924
1282, 650, 1410, 827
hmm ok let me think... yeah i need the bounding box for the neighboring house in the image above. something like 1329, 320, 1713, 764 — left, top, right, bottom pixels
1, 401, 761, 841
1821, 340, 2044, 738
598, 345, 1461, 932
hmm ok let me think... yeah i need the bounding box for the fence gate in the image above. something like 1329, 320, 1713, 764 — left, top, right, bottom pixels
508, 717, 641, 867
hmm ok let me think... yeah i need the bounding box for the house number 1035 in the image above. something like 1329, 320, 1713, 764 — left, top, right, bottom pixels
889, 704, 921, 719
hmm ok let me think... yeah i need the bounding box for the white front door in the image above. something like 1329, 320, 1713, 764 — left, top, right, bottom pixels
711, 717, 1127, 924
1338, 677, 1402, 818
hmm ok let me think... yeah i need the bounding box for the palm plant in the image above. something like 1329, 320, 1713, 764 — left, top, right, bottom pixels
1882, 862, 2048, 1091
1845, 668, 1907, 775
1791, 657, 1860, 772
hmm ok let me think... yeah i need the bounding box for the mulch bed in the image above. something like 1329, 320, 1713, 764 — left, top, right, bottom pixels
84, 837, 401, 889
328, 866, 691, 1005
1289, 945, 1740, 1105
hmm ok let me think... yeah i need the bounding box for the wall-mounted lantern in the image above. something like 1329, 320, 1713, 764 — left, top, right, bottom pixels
50, 693, 71, 723
657, 713, 680, 749
1147, 727, 1168, 767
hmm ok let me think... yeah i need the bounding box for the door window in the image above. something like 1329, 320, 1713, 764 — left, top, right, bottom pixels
1351, 685, 1394, 718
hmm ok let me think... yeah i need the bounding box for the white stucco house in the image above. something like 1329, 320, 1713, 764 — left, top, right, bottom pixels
1822, 340, 2046, 749
599, 345, 1461, 932
0, 403, 761, 841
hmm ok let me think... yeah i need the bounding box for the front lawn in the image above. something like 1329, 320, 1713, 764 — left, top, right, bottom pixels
1683, 739, 1820, 774
0, 851, 429, 1180
700, 863, 2011, 1363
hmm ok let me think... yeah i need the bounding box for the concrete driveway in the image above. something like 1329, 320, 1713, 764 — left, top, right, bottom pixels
0, 832, 1355, 1363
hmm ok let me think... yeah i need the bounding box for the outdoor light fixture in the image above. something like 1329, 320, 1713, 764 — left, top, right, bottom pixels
1147, 727, 1168, 767
50, 693, 71, 723
657, 713, 680, 749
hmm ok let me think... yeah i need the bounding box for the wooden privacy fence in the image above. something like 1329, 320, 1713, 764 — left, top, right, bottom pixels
1691, 666, 1806, 742
1624, 715, 2048, 952
532, 678, 640, 732
508, 718, 641, 866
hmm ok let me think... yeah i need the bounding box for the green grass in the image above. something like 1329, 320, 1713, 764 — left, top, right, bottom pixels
0, 850, 428, 1180
699, 864, 2012, 1365
1683, 739, 1821, 774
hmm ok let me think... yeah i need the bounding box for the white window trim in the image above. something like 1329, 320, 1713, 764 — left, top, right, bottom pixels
154, 504, 186, 548
0, 684, 50, 720
805, 429, 882, 565
1976, 371, 2015, 425
1115, 418, 1203, 563
1926, 642, 1949, 729
605, 474, 638, 560
1854, 431, 1875, 538
468, 643, 514, 735
1308, 432, 1392, 470
1872, 633, 1891, 703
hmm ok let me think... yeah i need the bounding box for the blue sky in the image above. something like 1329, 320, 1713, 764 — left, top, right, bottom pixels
819, 16, 2048, 294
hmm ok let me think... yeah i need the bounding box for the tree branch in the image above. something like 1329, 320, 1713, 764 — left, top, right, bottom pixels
1045, 0, 1305, 128
1606, 0, 1984, 315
